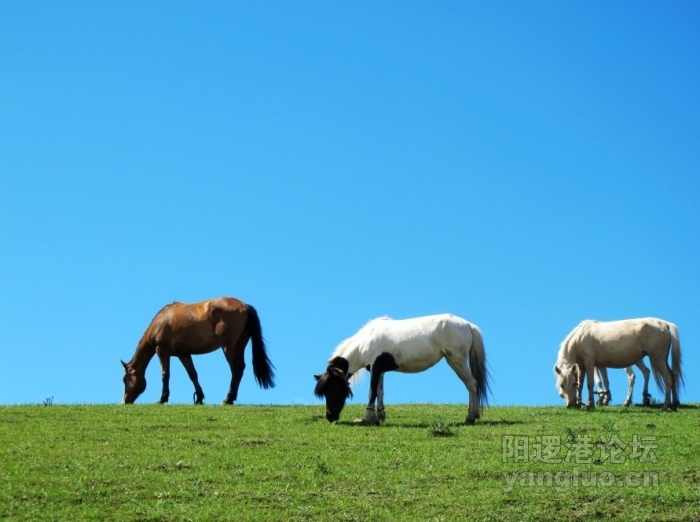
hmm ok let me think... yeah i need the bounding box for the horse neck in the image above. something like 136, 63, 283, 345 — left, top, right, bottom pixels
129, 339, 156, 374
558, 324, 585, 364
331, 338, 365, 375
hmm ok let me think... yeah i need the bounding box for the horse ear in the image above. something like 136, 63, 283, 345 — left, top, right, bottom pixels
314, 374, 321, 381
554, 365, 562, 375
121, 360, 129, 369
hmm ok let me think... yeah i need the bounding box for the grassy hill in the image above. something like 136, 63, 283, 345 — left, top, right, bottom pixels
1, 403, 698, 521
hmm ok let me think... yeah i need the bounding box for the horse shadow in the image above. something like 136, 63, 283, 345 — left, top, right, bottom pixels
331, 418, 524, 429
632, 402, 697, 410
594, 403, 698, 412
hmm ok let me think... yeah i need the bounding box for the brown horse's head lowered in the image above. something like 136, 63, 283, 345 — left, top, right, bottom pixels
121, 297, 275, 405
121, 360, 146, 404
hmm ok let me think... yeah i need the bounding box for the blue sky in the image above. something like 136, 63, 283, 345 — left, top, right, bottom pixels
1, 2, 698, 410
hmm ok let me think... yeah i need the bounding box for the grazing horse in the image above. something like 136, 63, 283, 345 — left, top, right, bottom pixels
121, 297, 275, 404
593, 360, 651, 407
554, 318, 682, 411
313, 314, 490, 425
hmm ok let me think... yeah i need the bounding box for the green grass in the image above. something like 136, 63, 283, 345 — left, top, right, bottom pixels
1, 404, 699, 521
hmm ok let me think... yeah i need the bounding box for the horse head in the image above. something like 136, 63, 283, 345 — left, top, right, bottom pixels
121, 360, 147, 404
313, 357, 353, 422
554, 363, 579, 408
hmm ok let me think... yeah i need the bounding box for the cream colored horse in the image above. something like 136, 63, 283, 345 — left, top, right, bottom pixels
554, 318, 682, 410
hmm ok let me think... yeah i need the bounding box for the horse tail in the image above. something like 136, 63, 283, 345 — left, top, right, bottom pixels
669, 322, 684, 395
245, 304, 276, 389
650, 361, 667, 396
468, 324, 491, 407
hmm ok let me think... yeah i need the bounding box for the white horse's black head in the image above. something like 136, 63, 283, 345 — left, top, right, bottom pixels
314, 357, 353, 422
554, 363, 579, 408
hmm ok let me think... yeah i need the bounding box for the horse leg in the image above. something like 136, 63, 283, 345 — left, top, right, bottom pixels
637, 360, 651, 406
444, 354, 479, 425
601, 368, 612, 405
359, 368, 380, 425
576, 367, 585, 408
156, 348, 171, 404
222, 336, 248, 405
622, 366, 635, 407
177, 354, 205, 404
376, 373, 386, 423
594, 367, 603, 405
583, 365, 596, 410
359, 353, 398, 425
595, 367, 611, 405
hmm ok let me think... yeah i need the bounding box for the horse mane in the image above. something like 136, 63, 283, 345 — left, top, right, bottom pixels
330, 336, 367, 386
557, 320, 595, 362
129, 302, 179, 364
330, 316, 391, 386
349, 367, 366, 386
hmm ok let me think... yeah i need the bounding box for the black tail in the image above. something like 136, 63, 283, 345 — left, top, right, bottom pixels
468, 325, 491, 407
245, 304, 275, 389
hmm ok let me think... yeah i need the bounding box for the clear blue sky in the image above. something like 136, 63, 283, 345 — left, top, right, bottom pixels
1, 2, 698, 409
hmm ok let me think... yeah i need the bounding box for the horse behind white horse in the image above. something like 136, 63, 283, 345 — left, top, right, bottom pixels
554, 318, 682, 410
594, 360, 651, 407
314, 314, 490, 425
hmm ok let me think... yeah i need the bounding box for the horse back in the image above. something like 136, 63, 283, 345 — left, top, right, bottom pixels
581, 318, 672, 367
365, 314, 472, 371
146, 297, 247, 351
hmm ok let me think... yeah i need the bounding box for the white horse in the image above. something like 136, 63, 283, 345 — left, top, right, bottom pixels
554, 318, 682, 410
313, 314, 490, 425
593, 360, 651, 407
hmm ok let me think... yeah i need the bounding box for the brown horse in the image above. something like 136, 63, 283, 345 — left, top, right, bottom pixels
121, 297, 275, 404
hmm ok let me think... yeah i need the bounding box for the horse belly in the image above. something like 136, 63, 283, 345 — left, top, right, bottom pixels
393, 345, 443, 373
171, 325, 220, 355
592, 337, 645, 368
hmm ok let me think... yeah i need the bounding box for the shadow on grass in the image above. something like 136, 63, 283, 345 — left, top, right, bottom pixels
569, 403, 697, 413
631, 403, 697, 410
479, 418, 524, 426
332, 418, 524, 429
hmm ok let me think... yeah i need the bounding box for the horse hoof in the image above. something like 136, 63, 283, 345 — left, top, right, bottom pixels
623, 401, 631, 407
354, 418, 379, 426
465, 418, 476, 425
